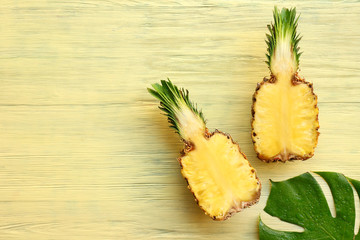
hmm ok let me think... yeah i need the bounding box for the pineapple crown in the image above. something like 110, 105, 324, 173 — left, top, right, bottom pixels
266, 7, 302, 74
148, 79, 206, 140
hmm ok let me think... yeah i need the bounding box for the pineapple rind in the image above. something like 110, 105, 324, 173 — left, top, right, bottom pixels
180, 130, 261, 220
148, 79, 206, 141
266, 7, 301, 75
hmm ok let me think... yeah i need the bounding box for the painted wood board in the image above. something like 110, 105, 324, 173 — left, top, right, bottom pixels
1, 0, 360, 239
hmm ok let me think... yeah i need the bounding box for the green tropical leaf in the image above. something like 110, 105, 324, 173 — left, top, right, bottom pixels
259, 172, 360, 240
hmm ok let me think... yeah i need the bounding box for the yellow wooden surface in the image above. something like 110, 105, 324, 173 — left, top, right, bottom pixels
1, 1, 360, 239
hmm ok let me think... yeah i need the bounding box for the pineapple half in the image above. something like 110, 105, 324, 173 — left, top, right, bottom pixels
251, 7, 319, 162
148, 79, 261, 220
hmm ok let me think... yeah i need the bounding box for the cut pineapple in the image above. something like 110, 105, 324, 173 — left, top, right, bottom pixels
252, 7, 319, 162
148, 79, 260, 220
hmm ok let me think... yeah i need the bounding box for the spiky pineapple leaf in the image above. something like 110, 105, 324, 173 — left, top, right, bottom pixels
147, 79, 206, 139
266, 7, 302, 72
259, 172, 360, 240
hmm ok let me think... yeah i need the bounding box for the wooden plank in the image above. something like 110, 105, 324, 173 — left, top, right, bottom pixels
0, 1, 359, 239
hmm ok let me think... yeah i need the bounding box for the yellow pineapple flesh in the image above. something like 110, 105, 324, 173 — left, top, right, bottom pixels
252, 7, 319, 162
149, 80, 261, 220
181, 130, 260, 219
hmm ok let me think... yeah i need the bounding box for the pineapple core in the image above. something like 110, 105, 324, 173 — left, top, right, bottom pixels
181, 132, 260, 219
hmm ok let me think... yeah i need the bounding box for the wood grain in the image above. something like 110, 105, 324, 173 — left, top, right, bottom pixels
1, 0, 360, 239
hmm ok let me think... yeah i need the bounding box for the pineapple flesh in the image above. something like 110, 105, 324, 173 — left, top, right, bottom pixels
148, 80, 261, 220
252, 7, 319, 162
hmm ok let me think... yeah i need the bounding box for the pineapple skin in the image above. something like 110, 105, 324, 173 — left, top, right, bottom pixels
179, 129, 261, 220
251, 73, 320, 162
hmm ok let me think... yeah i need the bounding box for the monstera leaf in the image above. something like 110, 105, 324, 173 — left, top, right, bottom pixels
259, 172, 360, 240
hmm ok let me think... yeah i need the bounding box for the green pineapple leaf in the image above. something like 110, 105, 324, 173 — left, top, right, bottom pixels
259, 172, 360, 240
266, 7, 302, 74
148, 79, 206, 141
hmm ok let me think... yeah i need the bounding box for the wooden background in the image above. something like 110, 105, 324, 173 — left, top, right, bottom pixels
1, 0, 360, 239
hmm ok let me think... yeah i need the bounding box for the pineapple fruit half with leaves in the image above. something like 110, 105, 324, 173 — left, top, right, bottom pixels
252, 7, 319, 162
148, 79, 261, 220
